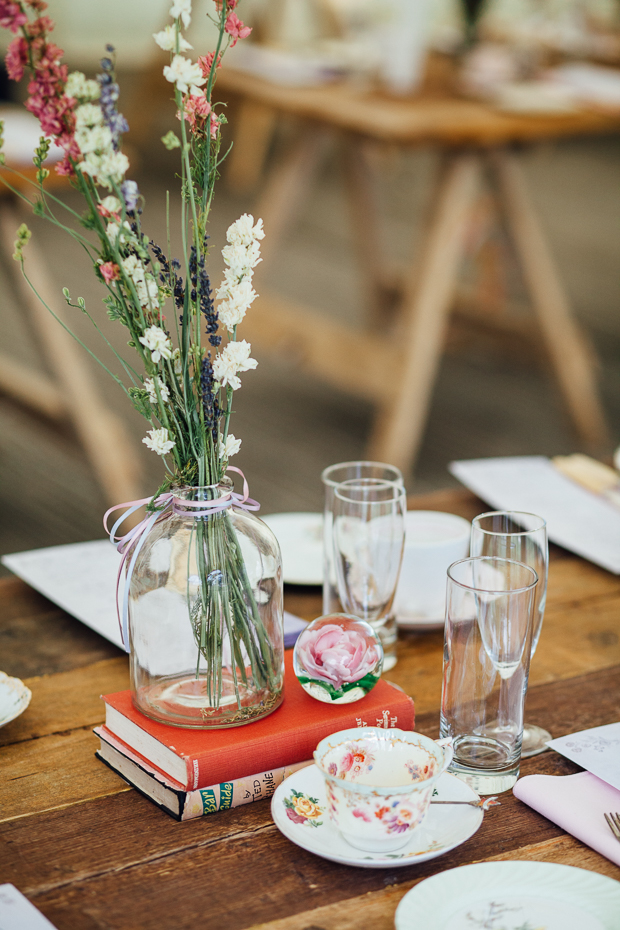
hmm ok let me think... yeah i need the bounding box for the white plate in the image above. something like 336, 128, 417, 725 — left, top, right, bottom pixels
0, 672, 31, 727
261, 512, 323, 586
395, 860, 620, 929
271, 765, 483, 868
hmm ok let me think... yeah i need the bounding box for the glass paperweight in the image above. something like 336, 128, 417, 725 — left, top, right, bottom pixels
293, 613, 383, 704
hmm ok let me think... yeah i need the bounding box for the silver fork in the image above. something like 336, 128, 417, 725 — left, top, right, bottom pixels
604, 812, 620, 841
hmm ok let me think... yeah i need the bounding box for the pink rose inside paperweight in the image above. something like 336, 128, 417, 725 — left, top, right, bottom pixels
293, 614, 383, 704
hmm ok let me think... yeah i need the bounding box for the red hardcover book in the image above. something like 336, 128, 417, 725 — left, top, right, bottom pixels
102, 651, 415, 789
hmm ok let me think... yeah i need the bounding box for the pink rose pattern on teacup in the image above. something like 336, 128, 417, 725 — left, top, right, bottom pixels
295, 623, 379, 691
326, 740, 375, 780
326, 780, 431, 839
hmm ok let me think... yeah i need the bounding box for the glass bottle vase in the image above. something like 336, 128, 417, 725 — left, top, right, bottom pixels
128, 486, 284, 728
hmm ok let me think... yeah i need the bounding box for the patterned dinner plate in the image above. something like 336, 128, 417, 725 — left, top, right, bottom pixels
270, 764, 483, 869
395, 861, 620, 929
0, 671, 31, 728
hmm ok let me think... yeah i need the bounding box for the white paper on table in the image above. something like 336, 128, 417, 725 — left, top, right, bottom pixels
449, 456, 620, 574
0, 885, 58, 930
547, 723, 620, 792
1, 541, 307, 650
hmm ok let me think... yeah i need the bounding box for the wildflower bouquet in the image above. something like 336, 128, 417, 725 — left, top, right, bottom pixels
0, 0, 284, 727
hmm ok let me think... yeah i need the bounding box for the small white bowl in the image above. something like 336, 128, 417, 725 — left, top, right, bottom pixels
0, 671, 31, 727
314, 727, 453, 853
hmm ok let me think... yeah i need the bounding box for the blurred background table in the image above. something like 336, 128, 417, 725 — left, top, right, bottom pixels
219, 59, 619, 474
1, 487, 620, 928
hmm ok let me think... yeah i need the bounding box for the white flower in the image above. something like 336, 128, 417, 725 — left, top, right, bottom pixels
163, 55, 205, 95
142, 428, 175, 456
66, 71, 100, 100
121, 255, 140, 278
136, 275, 159, 307
100, 195, 122, 213
170, 0, 192, 28
172, 348, 183, 375
216, 278, 257, 332
212, 340, 257, 391
105, 219, 133, 246
121, 256, 159, 307
78, 150, 129, 190
145, 376, 170, 403
139, 326, 172, 363
75, 124, 113, 155
154, 24, 192, 52
97, 151, 130, 187
226, 214, 265, 247
75, 103, 104, 128
219, 433, 241, 459
221, 241, 262, 279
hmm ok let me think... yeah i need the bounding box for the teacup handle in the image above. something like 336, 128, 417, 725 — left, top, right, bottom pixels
435, 737, 454, 773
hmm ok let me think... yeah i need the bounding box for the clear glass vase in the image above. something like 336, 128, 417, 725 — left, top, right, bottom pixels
128, 485, 285, 728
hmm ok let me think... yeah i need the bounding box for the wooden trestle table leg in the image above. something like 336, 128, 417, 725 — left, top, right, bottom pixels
491, 148, 609, 450
368, 151, 481, 476
0, 203, 142, 508
253, 123, 328, 275
342, 135, 389, 324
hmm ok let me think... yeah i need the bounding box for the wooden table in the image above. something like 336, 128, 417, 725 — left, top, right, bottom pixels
218, 63, 619, 473
1, 488, 620, 929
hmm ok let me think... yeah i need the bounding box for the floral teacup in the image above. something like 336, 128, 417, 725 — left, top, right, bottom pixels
314, 727, 454, 852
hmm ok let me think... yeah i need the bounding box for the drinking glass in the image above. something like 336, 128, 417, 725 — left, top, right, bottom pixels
332, 478, 406, 671
470, 512, 549, 757
440, 557, 539, 794
321, 461, 403, 616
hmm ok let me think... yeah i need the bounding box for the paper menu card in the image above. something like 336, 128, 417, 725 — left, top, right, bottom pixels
0, 884, 57, 929
1, 541, 307, 650
449, 456, 620, 574
547, 723, 620, 792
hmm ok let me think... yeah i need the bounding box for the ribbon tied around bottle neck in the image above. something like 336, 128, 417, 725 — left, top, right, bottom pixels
103, 467, 260, 651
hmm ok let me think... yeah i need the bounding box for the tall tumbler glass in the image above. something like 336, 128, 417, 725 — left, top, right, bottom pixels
440, 557, 538, 794
322, 461, 403, 616
470, 512, 549, 757
332, 478, 407, 671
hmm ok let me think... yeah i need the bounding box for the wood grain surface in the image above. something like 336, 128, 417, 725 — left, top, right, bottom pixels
217, 66, 620, 147
1, 488, 619, 929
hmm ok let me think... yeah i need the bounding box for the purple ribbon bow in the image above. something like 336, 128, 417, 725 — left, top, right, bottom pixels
103, 467, 260, 651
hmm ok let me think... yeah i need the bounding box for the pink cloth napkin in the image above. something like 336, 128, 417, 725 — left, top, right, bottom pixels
514, 771, 620, 867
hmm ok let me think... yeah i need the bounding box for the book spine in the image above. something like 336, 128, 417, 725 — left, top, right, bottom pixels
190, 696, 414, 789
180, 760, 311, 821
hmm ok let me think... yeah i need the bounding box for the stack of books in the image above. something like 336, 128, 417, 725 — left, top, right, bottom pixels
95, 651, 415, 821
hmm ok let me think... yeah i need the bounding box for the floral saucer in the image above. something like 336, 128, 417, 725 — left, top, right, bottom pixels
271, 765, 483, 869
0, 671, 31, 728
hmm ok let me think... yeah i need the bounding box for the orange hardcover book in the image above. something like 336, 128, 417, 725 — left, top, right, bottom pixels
102, 651, 415, 789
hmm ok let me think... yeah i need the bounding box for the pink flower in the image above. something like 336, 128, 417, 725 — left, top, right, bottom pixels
5, 35, 28, 80
296, 623, 379, 690
286, 808, 306, 825
97, 203, 120, 221
198, 52, 222, 80
339, 752, 353, 772
26, 14, 53, 38
209, 112, 221, 139
181, 93, 211, 131
352, 808, 371, 822
100, 262, 120, 284
225, 11, 251, 47
0, 1, 28, 33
